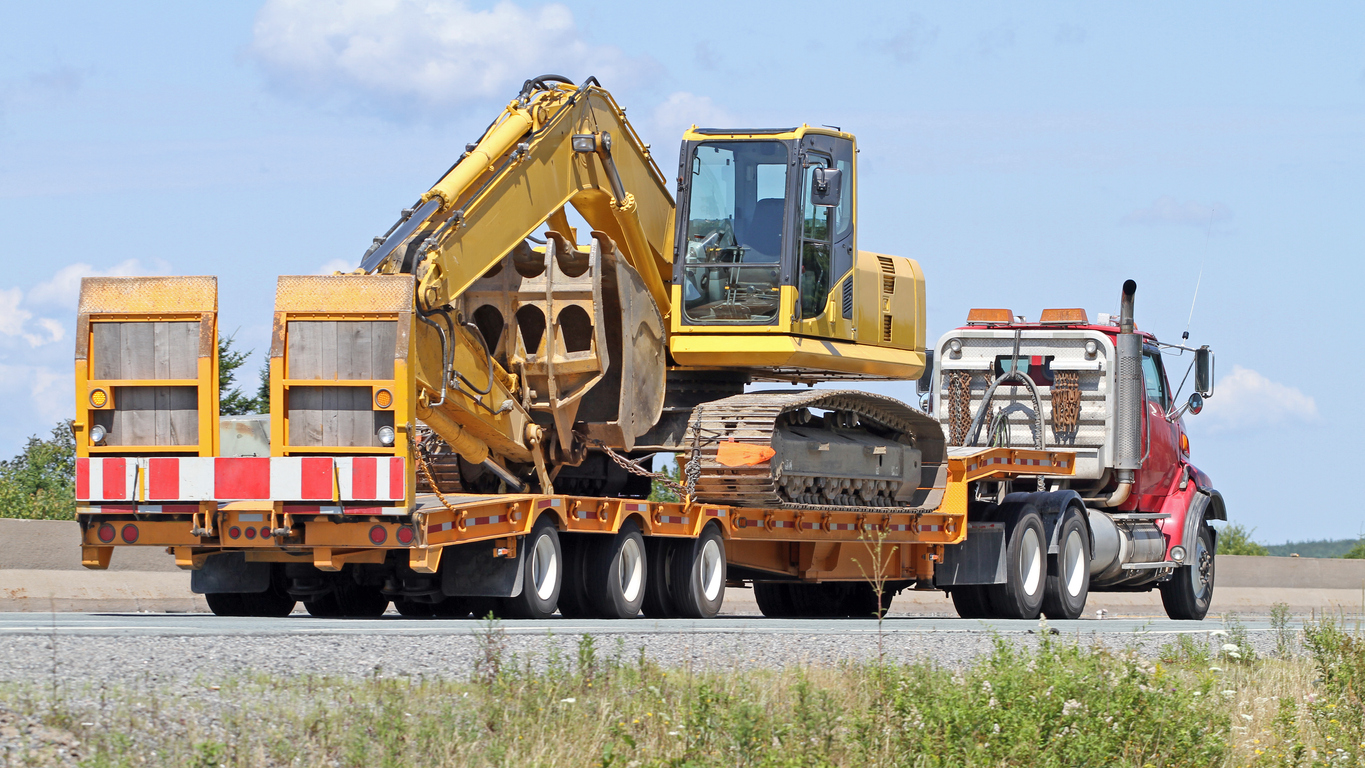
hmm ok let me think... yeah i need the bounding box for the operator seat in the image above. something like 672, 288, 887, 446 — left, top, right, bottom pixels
740, 198, 784, 262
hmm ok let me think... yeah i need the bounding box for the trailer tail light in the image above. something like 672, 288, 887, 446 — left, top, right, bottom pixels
97, 523, 116, 543
369, 525, 388, 545
228, 526, 242, 540
120, 524, 139, 544
260, 526, 272, 539
396, 525, 415, 545
244, 526, 257, 540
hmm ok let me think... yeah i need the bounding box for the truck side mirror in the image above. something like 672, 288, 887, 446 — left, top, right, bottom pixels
1194, 346, 1214, 397
1186, 392, 1204, 416
810, 167, 842, 207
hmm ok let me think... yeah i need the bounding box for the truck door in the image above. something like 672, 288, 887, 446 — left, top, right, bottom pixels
794, 133, 855, 340
1137, 347, 1179, 504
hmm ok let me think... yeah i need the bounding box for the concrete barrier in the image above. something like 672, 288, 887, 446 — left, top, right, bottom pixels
3, 519, 1364, 616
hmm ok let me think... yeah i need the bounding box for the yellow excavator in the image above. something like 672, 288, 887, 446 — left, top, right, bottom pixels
271, 75, 942, 510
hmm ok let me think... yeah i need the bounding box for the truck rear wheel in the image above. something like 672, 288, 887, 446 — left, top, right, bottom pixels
205, 592, 245, 617
667, 524, 726, 619
950, 586, 993, 619
641, 538, 678, 618
753, 582, 795, 617
586, 521, 648, 619
394, 599, 434, 617
498, 516, 562, 619
334, 581, 389, 618
1160, 523, 1214, 620
1042, 509, 1090, 620
986, 505, 1047, 619
556, 533, 594, 618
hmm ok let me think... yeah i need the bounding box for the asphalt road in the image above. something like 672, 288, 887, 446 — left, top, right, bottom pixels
0, 612, 1287, 637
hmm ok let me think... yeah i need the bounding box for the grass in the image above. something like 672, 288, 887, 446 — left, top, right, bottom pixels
1, 615, 1362, 767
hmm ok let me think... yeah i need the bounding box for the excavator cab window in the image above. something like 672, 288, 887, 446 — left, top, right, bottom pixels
680, 141, 789, 324
799, 155, 834, 319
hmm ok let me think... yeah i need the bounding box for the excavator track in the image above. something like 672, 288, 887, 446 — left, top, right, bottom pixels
683, 390, 946, 512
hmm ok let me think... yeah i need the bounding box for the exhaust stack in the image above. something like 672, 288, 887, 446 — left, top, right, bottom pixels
1108, 279, 1141, 505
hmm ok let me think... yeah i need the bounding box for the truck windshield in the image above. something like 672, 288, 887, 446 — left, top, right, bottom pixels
682, 141, 788, 325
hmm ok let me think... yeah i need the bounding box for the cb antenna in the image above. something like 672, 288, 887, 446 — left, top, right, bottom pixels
1183, 206, 1215, 342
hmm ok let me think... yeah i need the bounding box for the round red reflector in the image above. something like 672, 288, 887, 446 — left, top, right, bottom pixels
228, 526, 241, 539
97, 523, 116, 543
244, 526, 257, 540
396, 526, 415, 545
261, 526, 273, 539
369, 525, 388, 545
120, 524, 138, 544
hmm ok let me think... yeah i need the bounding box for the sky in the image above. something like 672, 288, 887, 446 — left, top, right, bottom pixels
1, 1, 1362, 544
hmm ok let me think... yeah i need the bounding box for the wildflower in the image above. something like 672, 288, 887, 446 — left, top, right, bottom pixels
668, 731, 679, 736
1209, 630, 1228, 637
1222, 690, 1236, 697
560, 697, 577, 704
1241, 714, 1253, 721
1209, 666, 1223, 673
992, 723, 1000, 734
1221, 644, 1240, 653
1062, 699, 1083, 716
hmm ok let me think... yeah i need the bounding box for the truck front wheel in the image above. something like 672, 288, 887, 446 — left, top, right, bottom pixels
1160, 523, 1214, 620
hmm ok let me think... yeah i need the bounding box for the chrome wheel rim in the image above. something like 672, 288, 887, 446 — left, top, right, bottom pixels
1021, 527, 1043, 596
1063, 528, 1086, 597
1193, 536, 1213, 601
699, 539, 724, 601
617, 537, 644, 603
531, 533, 558, 601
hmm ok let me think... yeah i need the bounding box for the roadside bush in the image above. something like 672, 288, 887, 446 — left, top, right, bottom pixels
0, 421, 74, 520
1218, 523, 1270, 556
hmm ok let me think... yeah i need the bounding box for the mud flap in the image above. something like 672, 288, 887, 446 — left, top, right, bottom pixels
191, 552, 270, 594
440, 539, 524, 597
935, 522, 1007, 586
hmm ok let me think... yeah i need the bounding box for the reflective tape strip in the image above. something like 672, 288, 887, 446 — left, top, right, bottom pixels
75, 458, 137, 502
537, 498, 563, 509
281, 505, 388, 515
623, 503, 648, 512
704, 508, 726, 517
657, 515, 690, 525
770, 520, 794, 529
887, 523, 914, 531
469, 514, 506, 527
575, 509, 591, 519
78, 504, 197, 515
828, 522, 856, 531
428, 521, 455, 534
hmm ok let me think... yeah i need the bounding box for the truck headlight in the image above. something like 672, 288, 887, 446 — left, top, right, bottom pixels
1084, 340, 1098, 358
1170, 546, 1186, 562
377, 426, 396, 447
89, 424, 107, 445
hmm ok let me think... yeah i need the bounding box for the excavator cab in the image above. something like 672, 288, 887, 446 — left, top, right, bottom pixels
668, 126, 927, 381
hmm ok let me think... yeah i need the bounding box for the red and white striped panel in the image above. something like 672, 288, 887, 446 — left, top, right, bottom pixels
75, 456, 405, 502
76, 504, 198, 515
657, 514, 691, 525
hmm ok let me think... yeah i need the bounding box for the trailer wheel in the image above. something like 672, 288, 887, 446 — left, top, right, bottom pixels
239, 579, 296, 618
950, 586, 993, 619
556, 533, 595, 618
304, 593, 342, 617
394, 599, 434, 617
499, 516, 562, 619
641, 538, 678, 618
986, 505, 1047, 619
205, 592, 246, 617
667, 524, 726, 619
1160, 523, 1214, 620
753, 582, 795, 618
845, 583, 894, 619
1042, 509, 1090, 620
334, 581, 389, 618
430, 596, 471, 618
587, 521, 648, 619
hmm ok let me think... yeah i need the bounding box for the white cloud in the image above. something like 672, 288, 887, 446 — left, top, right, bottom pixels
26, 259, 152, 309
22, 318, 65, 348
1200, 365, 1318, 432
27, 366, 70, 421
648, 92, 735, 148
0, 287, 33, 337
882, 15, 939, 63
251, 0, 650, 116
1123, 196, 1232, 226
316, 258, 357, 274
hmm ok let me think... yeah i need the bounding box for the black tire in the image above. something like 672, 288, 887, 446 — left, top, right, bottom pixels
1042, 508, 1091, 620
334, 580, 389, 618
1161, 522, 1215, 620
985, 504, 1047, 619
845, 582, 894, 619
950, 586, 993, 619
394, 599, 434, 617
303, 592, 342, 617
586, 521, 648, 619
205, 592, 246, 617
466, 597, 500, 620
430, 596, 471, 618
667, 524, 726, 619
499, 516, 562, 619
641, 537, 679, 618
556, 533, 595, 618
239, 584, 297, 618
753, 582, 795, 618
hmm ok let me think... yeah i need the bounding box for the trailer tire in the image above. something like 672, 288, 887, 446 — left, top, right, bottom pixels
753, 582, 795, 618
499, 516, 562, 619
641, 537, 678, 618
304, 593, 342, 617
667, 523, 726, 619
587, 521, 648, 619
845, 582, 893, 619
394, 599, 434, 617
205, 592, 246, 617
556, 534, 595, 618
1160, 522, 1214, 620
950, 586, 993, 619
1042, 508, 1090, 620
334, 581, 389, 618
986, 505, 1047, 619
